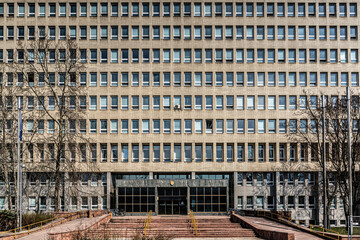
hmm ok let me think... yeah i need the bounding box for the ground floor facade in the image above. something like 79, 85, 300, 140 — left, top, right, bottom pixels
0, 171, 347, 227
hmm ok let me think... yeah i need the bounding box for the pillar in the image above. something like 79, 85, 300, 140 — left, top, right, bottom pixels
275, 171, 280, 211
106, 172, 111, 210
64, 172, 69, 211
155, 187, 159, 214
233, 172, 238, 209
187, 186, 190, 214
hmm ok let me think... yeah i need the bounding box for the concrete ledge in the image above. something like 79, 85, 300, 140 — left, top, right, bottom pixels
48, 214, 111, 240
231, 214, 295, 240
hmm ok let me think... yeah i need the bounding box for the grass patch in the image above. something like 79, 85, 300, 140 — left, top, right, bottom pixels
330, 227, 360, 235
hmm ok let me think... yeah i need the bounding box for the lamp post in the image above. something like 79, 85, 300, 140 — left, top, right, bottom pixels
16, 102, 23, 232
322, 95, 327, 229
16, 106, 22, 231
347, 86, 353, 239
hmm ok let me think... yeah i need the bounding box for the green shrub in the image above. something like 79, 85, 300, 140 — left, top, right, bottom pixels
22, 213, 53, 228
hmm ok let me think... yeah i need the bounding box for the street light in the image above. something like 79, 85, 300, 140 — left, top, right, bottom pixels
322, 95, 327, 229
16, 103, 23, 232
347, 86, 353, 239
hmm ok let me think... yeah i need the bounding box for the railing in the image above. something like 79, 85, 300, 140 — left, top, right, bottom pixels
0, 212, 80, 238
189, 210, 198, 236
144, 210, 152, 236
255, 210, 340, 240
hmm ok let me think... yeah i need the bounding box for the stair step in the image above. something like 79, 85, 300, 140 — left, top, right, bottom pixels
87, 216, 257, 238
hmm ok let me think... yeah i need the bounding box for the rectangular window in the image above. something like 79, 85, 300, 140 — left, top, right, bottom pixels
350, 3, 357, 17
340, 3, 347, 17
277, 3, 284, 16
258, 120, 265, 133
237, 119, 245, 134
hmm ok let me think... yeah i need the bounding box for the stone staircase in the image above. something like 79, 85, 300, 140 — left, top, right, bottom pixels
86, 215, 257, 238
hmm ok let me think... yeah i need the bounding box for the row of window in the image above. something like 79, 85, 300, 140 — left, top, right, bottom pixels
0, 196, 106, 211
3, 71, 360, 88
13, 172, 320, 187
2, 25, 358, 41
237, 172, 316, 186
12, 142, 319, 163
6, 94, 358, 112
0, 195, 343, 214
1, 2, 356, 18
2, 48, 360, 65
19, 117, 359, 136
237, 195, 319, 211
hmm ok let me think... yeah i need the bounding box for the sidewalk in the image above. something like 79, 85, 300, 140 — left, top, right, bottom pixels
17, 215, 106, 240
244, 216, 324, 240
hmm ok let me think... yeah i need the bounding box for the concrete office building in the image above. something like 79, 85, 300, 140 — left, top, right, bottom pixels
0, 0, 357, 226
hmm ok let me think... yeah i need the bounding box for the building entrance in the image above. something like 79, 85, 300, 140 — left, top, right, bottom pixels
158, 188, 187, 215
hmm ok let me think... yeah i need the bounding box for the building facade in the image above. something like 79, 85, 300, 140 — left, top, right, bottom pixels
0, 0, 357, 226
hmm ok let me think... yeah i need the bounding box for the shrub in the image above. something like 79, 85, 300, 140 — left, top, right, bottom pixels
22, 213, 53, 228
0, 210, 16, 231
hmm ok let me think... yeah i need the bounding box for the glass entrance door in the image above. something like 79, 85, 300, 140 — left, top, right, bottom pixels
158, 188, 187, 215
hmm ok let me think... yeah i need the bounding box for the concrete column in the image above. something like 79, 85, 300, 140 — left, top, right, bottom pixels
233, 172, 238, 209
275, 142, 279, 162
115, 186, 118, 211
286, 143, 291, 162
22, 172, 27, 212
265, 142, 269, 162
191, 142, 195, 162
187, 186, 190, 214
317, 171, 323, 225
106, 172, 111, 210
191, 172, 196, 180
149, 143, 153, 163
129, 144, 133, 162
275, 171, 280, 211
244, 142, 248, 162
159, 143, 163, 162
171, 143, 174, 162
226, 185, 229, 211
149, 172, 154, 180
211, 143, 215, 162
139, 143, 142, 163
297, 143, 301, 162
155, 187, 159, 214
64, 172, 69, 211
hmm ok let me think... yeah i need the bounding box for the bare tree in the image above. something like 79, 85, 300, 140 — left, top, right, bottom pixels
286, 90, 360, 227
0, 68, 22, 211
0, 64, 41, 212
6, 35, 95, 212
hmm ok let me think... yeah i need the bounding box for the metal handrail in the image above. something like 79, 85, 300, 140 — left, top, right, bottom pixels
189, 210, 198, 236
144, 210, 152, 236
255, 210, 340, 240
0, 212, 81, 238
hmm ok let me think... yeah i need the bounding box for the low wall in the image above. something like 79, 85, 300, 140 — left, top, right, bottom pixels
235, 211, 360, 240
0, 210, 107, 240
47, 214, 111, 240
53, 210, 107, 218
239, 209, 292, 218
231, 214, 295, 240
